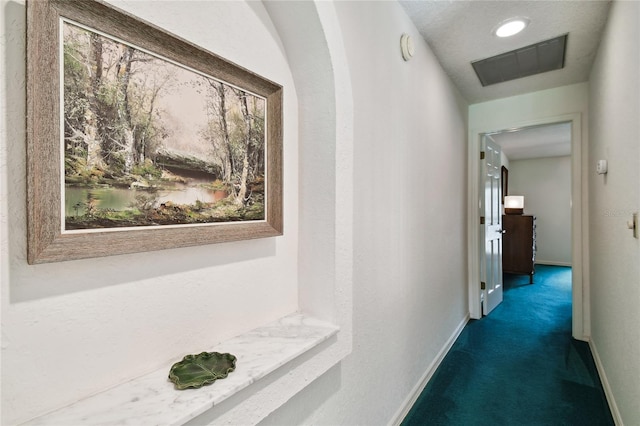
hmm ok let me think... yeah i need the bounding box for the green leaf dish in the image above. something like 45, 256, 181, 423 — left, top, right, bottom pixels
168, 352, 237, 390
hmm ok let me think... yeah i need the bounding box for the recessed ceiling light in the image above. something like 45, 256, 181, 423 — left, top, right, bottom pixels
494, 18, 530, 38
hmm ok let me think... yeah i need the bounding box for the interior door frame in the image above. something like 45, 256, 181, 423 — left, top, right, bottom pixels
467, 113, 588, 340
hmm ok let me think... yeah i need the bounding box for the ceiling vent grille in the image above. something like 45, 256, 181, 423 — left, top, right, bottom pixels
472, 34, 568, 87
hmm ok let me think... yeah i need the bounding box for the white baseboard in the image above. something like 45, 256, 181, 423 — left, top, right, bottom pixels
535, 260, 572, 267
588, 338, 623, 425
389, 314, 470, 426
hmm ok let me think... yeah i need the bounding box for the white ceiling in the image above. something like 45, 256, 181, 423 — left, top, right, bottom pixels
399, 0, 611, 104
398, 0, 611, 159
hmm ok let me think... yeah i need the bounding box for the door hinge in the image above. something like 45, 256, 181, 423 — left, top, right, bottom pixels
481, 281, 486, 290
480, 216, 485, 225
480, 151, 485, 160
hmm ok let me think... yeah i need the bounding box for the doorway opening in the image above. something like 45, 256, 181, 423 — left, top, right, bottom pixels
468, 113, 586, 340
486, 123, 572, 314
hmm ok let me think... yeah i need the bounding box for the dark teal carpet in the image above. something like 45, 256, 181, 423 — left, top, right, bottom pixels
402, 265, 614, 426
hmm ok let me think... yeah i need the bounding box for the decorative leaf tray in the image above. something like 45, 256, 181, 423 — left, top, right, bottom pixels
168, 352, 237, 390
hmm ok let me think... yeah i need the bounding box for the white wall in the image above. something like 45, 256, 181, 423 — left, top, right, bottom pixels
509, 156, 572, 266
469, 83, 588, 129
2, 0, 467, 424
588, 0, 640, 423
260, 2, 469, 425
469, 83, 589, 337
1, 1, 301, 424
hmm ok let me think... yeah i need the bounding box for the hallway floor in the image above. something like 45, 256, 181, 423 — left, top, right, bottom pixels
402, 265, 614, 425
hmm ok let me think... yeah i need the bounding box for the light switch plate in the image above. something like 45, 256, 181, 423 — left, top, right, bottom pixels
596, 159, 608, 174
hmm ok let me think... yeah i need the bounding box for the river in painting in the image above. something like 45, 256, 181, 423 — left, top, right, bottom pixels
64, 167, 228, 218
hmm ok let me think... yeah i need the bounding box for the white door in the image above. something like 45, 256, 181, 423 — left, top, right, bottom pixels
481, 136, 503, 315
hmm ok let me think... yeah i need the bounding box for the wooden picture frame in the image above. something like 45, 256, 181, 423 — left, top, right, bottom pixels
27, 0, 283, 264
501, 166, 509, 205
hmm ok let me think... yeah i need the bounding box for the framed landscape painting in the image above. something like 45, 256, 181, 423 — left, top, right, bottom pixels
26, 0, 283, 264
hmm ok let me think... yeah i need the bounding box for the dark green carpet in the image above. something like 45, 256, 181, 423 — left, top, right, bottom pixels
402, 265, 614, 426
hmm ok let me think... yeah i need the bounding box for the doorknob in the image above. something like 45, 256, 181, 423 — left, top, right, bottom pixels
497, 229, 506, 233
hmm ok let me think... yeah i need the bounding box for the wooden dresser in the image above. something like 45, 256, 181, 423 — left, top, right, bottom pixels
502, 215, 536, 283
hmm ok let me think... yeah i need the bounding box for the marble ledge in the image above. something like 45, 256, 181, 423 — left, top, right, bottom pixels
23, 313, 340, 426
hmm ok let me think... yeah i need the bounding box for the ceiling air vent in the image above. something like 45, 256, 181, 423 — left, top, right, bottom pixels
472, 34, 567, 87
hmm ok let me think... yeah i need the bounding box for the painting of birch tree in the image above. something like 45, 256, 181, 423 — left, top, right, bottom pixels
62, 21, 266, 230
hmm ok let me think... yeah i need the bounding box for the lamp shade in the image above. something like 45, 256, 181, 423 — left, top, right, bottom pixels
505, 195, 524, 214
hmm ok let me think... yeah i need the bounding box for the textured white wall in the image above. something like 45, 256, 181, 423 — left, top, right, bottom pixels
469, 83, 588, 132
509, 156, 572, 266
261, 2, 469, 425
588, 0, 640, 423
0, 1, 300, 424
469, 82, 589, 337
